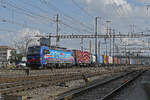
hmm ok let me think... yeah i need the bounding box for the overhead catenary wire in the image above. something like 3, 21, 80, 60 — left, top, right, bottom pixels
109, 0, 123, 17
5, 0, 91, 33
7, 0, 56, 25
21, 0, 93, 33
60, 21, 92, 33
111, 0, 129, 16
40, 0, 94, 32
0, 17, 39, 29
6, 0, 55, 22
71, 0, 94, 18
4, 0, 55, 29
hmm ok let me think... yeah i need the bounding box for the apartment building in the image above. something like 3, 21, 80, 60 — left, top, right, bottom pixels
0, 46, 14, 63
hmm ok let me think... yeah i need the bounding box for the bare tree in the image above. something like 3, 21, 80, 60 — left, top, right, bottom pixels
14, 32, 39, 56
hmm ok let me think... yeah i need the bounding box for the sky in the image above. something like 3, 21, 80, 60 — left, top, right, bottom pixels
0, 0, 150, 55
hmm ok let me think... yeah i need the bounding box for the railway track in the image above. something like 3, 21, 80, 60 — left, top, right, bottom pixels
54, 70, 146, 100
0, 70, 112, 95
0, 74, 80, 94
0, 66, 132, 84
0, 67, 146, 100
0, 67, 106, 77
0, 73, 80, 83
0, 67, 110, 83
101, 70, 146, 100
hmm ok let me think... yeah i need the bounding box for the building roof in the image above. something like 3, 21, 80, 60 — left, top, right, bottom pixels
0, 46, 15, 50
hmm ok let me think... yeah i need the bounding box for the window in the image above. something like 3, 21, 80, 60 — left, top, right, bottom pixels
27, 47, 41, 55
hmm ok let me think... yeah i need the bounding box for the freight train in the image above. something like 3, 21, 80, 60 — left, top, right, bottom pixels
26, 46, 143, 68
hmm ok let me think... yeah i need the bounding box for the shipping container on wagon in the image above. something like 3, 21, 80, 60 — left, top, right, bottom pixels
135, 58, 140, 65
113, 57, 118, 64
130, 58, 135, 64
120, 58, 124, 64
96, 55, 100, 64
138, 58, 142, 65
91, 54, 96, 64
134, 58, 138, 65
100, 56, 103, 64
123, 58, 127, 64
117, 58, 121, 64
126, 58, 129, 64
108, 56, 113, 64
74, 50, 91, 64
103, 55, 108, 64
120, 58, 126, 65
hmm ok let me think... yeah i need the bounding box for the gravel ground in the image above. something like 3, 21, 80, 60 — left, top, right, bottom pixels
112, 70, 150, 100
0, 66, 124, 77
0, 66, 137, 77
1, 66, 149, 100
12, 71, 127, 100
0, 67, 108, 77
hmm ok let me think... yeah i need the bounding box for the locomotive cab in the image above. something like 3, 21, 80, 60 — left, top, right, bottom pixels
26, 46, 41, 68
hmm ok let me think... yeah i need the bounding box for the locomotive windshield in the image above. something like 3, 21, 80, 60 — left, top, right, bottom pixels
27, 46, 41, 55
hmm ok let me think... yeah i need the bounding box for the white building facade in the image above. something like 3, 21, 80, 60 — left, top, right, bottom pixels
0, 46, 14, 64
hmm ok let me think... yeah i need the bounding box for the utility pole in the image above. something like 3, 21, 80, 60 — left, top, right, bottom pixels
56, 14, 59, 46
81, 37, 83, 51
109, 28, 112, 56
89, 40, 92, 54
49, 33, 51, 49
148, 38, 150, 48
95, 17, 101, 63
113, 29, 115, 57
98, 40, 101, 56
113, 29, 115, 66
125, 43, 127, 57
116, 45, 119, 56
130, 24, 136, 34
106, 20, 111, 56
105, 38, 107, 56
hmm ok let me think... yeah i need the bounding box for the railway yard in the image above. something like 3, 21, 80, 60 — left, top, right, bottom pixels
0, 66, 149, 100
1, 0, 150, 100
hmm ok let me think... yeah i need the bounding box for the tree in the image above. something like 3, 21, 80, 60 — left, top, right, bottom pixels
14, 29, 40, 56
14, 36, 34, 56
9, 50, 23, 63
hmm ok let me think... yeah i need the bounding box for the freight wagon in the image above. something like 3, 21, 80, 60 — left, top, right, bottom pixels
96, 55, 103, 66
91, 54, 96, 64
108, 56, 113, 65
100, 56, 103, 64
73, 50, 91, 67
113, 57, 118, 65
103, 55, 108, 65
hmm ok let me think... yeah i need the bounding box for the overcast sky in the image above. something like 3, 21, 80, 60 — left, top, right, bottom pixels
0, 0, 150, 54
